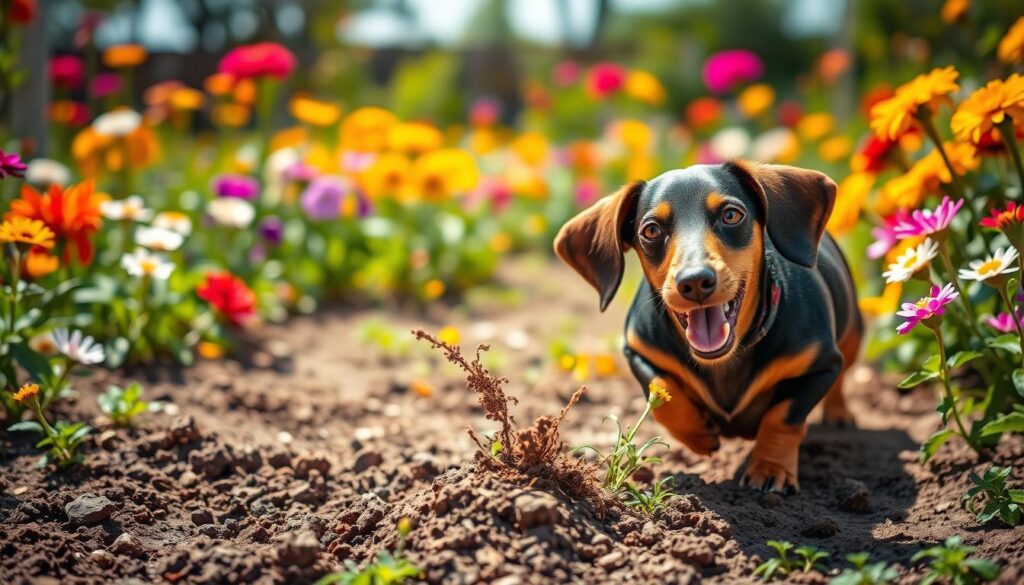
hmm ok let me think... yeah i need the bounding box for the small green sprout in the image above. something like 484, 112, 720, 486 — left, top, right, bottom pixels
8, 383, 92, 470
912, 536, 1000, 585
624, 476, 677, 514
316, 517, 420, 585
830, 553, 898, 585
753, 540, 829, 581
98, 382, 164, 427
960, 466, 1023, 527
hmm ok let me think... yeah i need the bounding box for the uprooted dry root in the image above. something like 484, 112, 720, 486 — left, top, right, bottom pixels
413, 329, 609, 513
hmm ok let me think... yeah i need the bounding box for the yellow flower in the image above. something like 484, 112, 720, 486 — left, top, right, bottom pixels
0, 217, 56, 249
438, 326, 461, 346
408, 149, 478, 201
389, 122, 443, 154
951, 74, 1024, 144
170, 87, 205, 111
737, 84, 775, 119
828, 172, 874, 237
940, 0, 969, 23
423, 279, 445, 300
594, 354, 618, 377
340, 107, 398, 152
796, 112, 835, 141
213, 103, 251, 128
102, 44, 147, 68
818, 135, 852, 162
489, 232, 512, 253
558, 354, 576, 371
614, 119, 653, 152
870, 66, 960, 140
198, 341, 226, 360
511, 131, 550, 166
289, 94, 342, 127
624, 70, 666, 105
12, 383, 40, 404
859, 282, 902, 317
270, 126, 309, 153
362, 152, 411, 200
876, 142, 977, 213
998, 16, 1024, 64
626, 154, 654, 182
468, 128, 502, 155
648, 382, 671, 408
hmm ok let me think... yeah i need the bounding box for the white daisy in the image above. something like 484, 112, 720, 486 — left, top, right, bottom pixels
135, 225, 184, 251
100, 195, 153, 222
959, 247, 1019, 283
120, 248, 175, 280
93, 109, 142, 137
709, 126, 751, 160
882, 238, 939, 283
52, 328, 105, 365
207, 197, 255, 228
28, 332, 58, 356
152, 211, 193, 236
25, 158, 71, 187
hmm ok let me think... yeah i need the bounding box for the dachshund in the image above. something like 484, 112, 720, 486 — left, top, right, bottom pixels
554, 161, 862, 494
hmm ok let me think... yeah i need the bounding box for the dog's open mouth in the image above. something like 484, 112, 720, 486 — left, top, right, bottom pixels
675, 285, 745, 359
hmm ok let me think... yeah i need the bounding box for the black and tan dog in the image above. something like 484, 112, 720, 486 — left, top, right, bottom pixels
555, 161, 862, 494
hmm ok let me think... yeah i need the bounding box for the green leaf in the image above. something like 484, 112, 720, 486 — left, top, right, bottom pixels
988, 334, 1021, 354
964, 558, 1001, 580
9, 343, 54, 383
1014, 369, 1024, 399
104, 337, 131, 369
947, 350, 983, 369
898, 370, 939, 389
921, 429, 955, 462
980, 412, 1024, 436
7, 421, 43, 433
923, 354, 941, 373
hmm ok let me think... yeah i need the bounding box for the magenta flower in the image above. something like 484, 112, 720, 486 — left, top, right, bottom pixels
212, 174, 260, 200
893, 196, 964, 239
0, 149, 28, 179
896, 283, 959, 335
868, 211, 910, 259
91, 72, 122, 98
219, 42, 296, 81
987, 311, 1024, 334
585, 63, 626, 99
702, 49, 764, 94
50, 55, 85, 90
574, 178, 600, 207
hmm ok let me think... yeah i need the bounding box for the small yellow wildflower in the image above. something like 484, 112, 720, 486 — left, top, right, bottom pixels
998, 16, 1024, 64
648, 382, 672, 408
0, 217, 56, 249
437, 326, 461, 346
12, 383, 40, 404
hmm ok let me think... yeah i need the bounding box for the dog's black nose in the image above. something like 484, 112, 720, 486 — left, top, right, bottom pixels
676, 266, 717, 302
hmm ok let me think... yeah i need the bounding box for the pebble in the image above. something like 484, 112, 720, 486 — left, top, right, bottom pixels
513, 491, 560, 530
596, 550, 626, 570
295, 453, 332, 478
66, 494, 116, 526
353, 449, 383, 472
277, 431, 294, 445
191, 508, 214, 526
839, 478, 871, 512
97, 430, 120, 450
110, 532, 143, 557
90, 549, 115, 567
276, 529, 320, 567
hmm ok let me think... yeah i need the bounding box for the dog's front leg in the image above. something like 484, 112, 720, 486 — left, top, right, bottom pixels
740, 359, 842, 493
624, 346, 721, 455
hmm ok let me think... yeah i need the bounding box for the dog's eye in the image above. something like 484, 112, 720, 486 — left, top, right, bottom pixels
722, 206, 744, 225
640, 222, 664, 240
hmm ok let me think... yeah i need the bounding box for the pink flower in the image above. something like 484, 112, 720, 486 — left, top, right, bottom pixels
91, 72, 122, 98
50, 55, 84, 89
868, 211, 910, 259
219, 42, 296, 81
702, 49, 764, 94
893, 196, 964, 239
585, 63, 626, 99
553, 61, 581, 87
470, 98, 501, 127
574, 178, 601, 207
0, 148, 27, 179
896, 283, 959, 334
987, 311, 1024, 334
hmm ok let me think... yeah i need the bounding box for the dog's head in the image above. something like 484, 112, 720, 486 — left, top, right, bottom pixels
554, 161, 836, 364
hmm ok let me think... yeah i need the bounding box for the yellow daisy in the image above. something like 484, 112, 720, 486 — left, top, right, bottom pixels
870, 66, 960, 141
0, 217, 56, 249
951, 74, 1024, 144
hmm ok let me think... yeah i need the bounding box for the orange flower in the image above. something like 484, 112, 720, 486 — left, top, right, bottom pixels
876, 141, 978, 213
951, 74, 1024, 144
12, 383, 40, 404
870, 66, 960, 140
940, 0, 969, 23
339, 107, 398, 152
998, 16, 1024, 64
204, 72, 235, 96
827, 172, 874, 237
24, 248, 59, 278
72, 123, 159, 176
289, 94, 342, 127
5, 182, 104, 265
102, 43, 147, 68
0, 216, 55, 248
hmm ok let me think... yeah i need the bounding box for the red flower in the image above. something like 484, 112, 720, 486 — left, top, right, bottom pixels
50, 55, 85, 90
197, 272, 257, 327
980, 202, 1024, 231
219, 42, 296, 81
585, 63, 626, 99
5, 181, 103, 265
10, 0, 36, 24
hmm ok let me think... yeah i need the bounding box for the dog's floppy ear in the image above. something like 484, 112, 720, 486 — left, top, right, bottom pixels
723, 161, 836, 267
554, 181, 644, 311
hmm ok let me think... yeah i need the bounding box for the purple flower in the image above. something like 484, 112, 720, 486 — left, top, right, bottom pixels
987, 311, 1024, 334
896, 283, 959, 335
212, 174, 260, 200
702, 49, 764, 94
300, 175, 348, 220
259, 215, 284, 245
91, 72, 122, 98
0, 149, 28, 179
282, 162, 318, 184
893, 196, 964, 239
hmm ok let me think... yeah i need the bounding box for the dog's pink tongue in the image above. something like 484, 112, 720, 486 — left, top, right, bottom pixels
685, 305, 730, 353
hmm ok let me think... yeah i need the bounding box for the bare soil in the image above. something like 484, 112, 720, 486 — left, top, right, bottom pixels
1, 257, 1023, 584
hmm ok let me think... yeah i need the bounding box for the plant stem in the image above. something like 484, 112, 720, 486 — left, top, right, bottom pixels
918, 109, 965, 199
30, 401, 71, 463
937, 243, 979, 325
933, 327, 980, 453
7, 246, 22, 336
998, 286, 1024, 367
998, 118, 1024, 192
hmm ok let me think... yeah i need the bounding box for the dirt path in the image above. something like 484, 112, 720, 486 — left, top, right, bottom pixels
1, 256, 1022, 584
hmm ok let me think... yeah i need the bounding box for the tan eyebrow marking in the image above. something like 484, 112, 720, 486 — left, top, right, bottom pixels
652, 201, 672, 220
706, 192, 727, 211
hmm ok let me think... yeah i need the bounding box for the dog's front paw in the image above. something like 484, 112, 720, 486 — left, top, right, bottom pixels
740, 456, 799, 494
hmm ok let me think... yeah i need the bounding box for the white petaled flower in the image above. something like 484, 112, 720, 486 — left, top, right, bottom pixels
100, 195, 153, 222
28, 332, 58, 356
959, 247, 1019, 283
120, 248, 175, 280
152, 211, 193, 236
52, 328, 105, 365
709, 126, 751, 160
93, 109, 142, 137
135, 225, 184, 251
25, 158, 71, 186
751, 127, 798, 163
882, 238, 939, 283
207, 197, 255, 228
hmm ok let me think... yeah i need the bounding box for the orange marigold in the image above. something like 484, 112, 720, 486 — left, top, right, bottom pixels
5, 182, 104, 265
998, 16, 1024, 64
12, 383, 40, 403
870, 66, 960, 141
0, 216, 56, 248
951, 73, 1024, 144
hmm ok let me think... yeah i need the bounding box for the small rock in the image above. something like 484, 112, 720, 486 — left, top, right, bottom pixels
839, 479, 871, 512
191, 508, 214, 527
596, 550, 626, 570
295, 453, 331, 478
801, 517, 840, 538
110, 532, 143, 557
162, 416, 201, 447
353, 449, 383, 473
758, 493, 783, 508
97, 430, 120, 450
276, 529, 320, 568
267, 448, 292, 469
232, 445, 263, 473
252, 351, 274, 368
179, 470, 200, 488
513, 491, 560, 530
189, 446, 232, 479
492, 576, 522, 585
90, 549, 115, 567
66, 494, 116, 526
